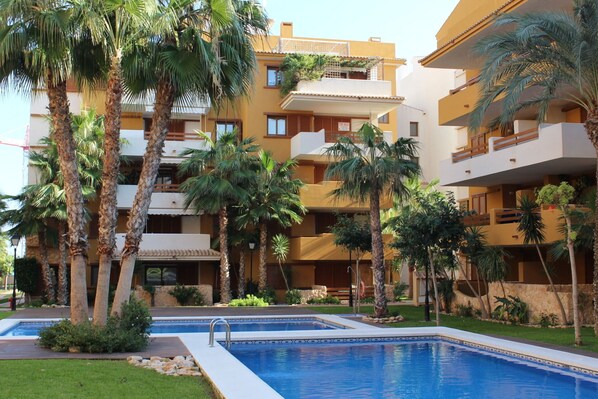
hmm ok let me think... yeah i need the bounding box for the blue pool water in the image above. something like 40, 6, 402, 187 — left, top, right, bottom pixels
0, 317, 343, 337
228, 338, 598, 399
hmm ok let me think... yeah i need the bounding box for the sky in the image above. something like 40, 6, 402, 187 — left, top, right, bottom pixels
0, 0, 460, 198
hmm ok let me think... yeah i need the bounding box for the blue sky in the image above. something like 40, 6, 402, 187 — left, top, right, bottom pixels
0, 0, 459, 197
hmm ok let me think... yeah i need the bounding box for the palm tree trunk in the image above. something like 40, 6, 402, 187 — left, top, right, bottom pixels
218, 207, 231, 303
94, 53, 124, 326
46, 72, 88, 324
112, 76, 175, 316
535, 244, 568, 324
458, 261, 488, 318
565, 214, 582, 346
370, 188, 387, 318
37, 228, 55, 302
499, 280, 507, 299
583, 116, 598, 336
238, 248, 246, 298
57, 221, 68, 305
258, 222, 268, 292
483, 277, 492, 317
428, 248, 440, 326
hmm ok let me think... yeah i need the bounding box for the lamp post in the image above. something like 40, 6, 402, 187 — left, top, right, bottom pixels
10, 234, 21, 312
248, 241, 256, 294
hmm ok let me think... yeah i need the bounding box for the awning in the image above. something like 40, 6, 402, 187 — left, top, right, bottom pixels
114, 248, 220, 261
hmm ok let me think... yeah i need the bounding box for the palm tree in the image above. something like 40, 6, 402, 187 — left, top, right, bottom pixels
18, 110, 105, 305
271, 234, 290, 291
459, 226, 490, 319
476, 245, 510, 313
0, 191, 55, 302
110, 0, 268, 315
517, 196, 568, 324
72, 0, 158, 326
0, 0, 105, 324
325, 123, 420, 317
178, 131, 258, 303
470, 0, 598, 335
238, 151, 305, 292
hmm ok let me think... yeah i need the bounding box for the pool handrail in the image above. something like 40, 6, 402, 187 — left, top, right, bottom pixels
208, 317, 231, 349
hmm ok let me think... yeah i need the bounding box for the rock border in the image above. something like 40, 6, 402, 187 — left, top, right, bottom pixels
362, 315, 405, 324
127, 355, 202, 377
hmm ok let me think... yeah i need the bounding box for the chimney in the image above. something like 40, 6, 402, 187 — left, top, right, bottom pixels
280, 22, 293, 38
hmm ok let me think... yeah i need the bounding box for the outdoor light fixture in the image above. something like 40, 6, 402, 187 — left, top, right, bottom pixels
10, 234, 21, 312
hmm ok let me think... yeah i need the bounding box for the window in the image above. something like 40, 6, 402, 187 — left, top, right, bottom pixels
409, 121, 419, 137
267, 116, 286, 136
145, 266, 177, 286
216, 121, 237, 139
378, 113, 389, 124
267, 66, 281, 87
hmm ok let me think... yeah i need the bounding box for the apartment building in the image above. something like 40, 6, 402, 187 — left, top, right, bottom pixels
421, 0, 594, 321
26, 22, 405, 300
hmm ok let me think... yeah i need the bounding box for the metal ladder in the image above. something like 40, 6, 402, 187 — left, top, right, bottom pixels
208, 317, 231, 349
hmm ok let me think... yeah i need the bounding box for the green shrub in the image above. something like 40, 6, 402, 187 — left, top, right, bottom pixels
38, 298, 152, 353
493, 296, 529, 324
393, 281, 409, 302
229, 294, 270, 307
456, 304, 474, 318
536, 312, 559, 328
285, 289, 302, 305
306, 295, 340, 305
14, 257, 39, 296
256, 287, 276, 304
168, 284, 201, 306
28, 299, 44, 308
360, 296, 375, 304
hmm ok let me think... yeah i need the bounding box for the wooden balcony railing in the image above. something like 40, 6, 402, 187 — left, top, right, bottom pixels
153, 183, 180, 193
451, 144, 488, 163
493, 128, 538, 151
463, 213, 490, 226
325, 131, 360, 143
144, 131, 204, 141
449, 75, 480, 95
494, 208, 524, 224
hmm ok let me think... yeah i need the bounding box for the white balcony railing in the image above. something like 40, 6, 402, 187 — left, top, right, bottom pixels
440, 122, 595, 186
295, 78, 392, 97
115, 233, 211, 253
116, 185, 194, 215
291, 129, 392, 161
120, 129, 209, 159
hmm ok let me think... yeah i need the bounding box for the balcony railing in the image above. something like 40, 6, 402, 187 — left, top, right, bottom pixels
495, 208, 524, 224
153, 183, 180, 193
452, 144, 488, 163
492, 128, 538, 151
463, 213, 490, 226
144, 131, 204, 141
449, 75, 480, 95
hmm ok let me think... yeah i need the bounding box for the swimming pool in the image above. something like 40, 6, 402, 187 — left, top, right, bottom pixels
228, 337, 598, 399
0, 317, 346, 337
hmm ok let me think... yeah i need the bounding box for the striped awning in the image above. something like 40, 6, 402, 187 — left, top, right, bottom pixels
115, 248, 220, 261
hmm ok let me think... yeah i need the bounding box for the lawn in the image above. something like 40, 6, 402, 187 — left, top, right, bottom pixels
308, 304, 598, 353
0, 359, 215, 399
0, 311, 13, 320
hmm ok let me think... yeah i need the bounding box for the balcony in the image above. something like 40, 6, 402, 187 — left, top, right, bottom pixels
438, 77, 483, 126
280, 78, 403, 117
116, 184, 194, 215
291, 129, 392, 161
440, 123, 596, 187
290, 233, 394, 262
122, 93, 210, 118
469, 207, 566, 247
120, 130, 208, 161
299, 181, 394, 211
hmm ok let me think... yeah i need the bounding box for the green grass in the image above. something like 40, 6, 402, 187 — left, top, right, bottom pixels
0, 359, 215, 399
308, 304, 598, 353
0, 311, 14, 320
